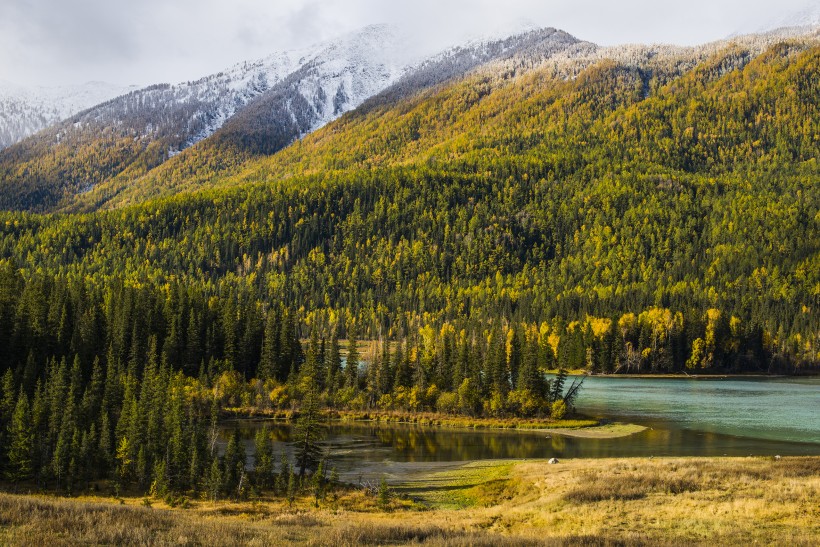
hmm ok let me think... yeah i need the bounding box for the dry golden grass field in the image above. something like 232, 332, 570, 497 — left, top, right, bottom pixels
0, 456, 818, 546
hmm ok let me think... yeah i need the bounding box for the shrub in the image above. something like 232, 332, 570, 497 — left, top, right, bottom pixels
551, 399, 567, 420
378, 478, 392, 510
457, 378, 482, 415
507, 389, 543, 417
268, 385, 290, 409
436, 391, 459, 414
485, 389, 506, 417
377, 393, 395, 410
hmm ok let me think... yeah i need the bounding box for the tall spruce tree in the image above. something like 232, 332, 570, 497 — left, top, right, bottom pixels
6, 390, 33, 483
345, 322, 360, 389
294, 327, 323, 477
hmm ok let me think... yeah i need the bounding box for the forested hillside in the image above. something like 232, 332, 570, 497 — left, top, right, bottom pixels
62, 28, 819, 209
0, 27, 817, 496
0, 37, 816, 369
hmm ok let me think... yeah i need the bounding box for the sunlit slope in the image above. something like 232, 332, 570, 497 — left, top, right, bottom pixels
65, 28, 581, 211
76, 34, 820, 214
247, 41, 819, 185
0, 40, 817, 365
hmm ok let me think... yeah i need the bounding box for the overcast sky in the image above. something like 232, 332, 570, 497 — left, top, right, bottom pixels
0, 0, 816, 87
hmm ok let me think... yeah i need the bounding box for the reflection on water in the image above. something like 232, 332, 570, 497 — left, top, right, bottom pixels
221, 377, 820, 481
223, 418, 820, 483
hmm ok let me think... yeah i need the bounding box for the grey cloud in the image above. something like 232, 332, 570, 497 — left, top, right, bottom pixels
0, 0, 815, 87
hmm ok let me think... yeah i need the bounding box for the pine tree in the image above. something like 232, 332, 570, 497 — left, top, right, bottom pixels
206, 456, 222, 501
135, 445, 148, 490
279, 307, 303, 380
189, 428, 203, 494
30, 380, 48, 482
223, 429, 246, 497
276, 450, 290, 495
325, 327, 342, 398
378, 338, 393, 396
186, 310, 202, 377
366, 340, 379, 406
508, 328, 523, 389
453, 333, 469, 390
302, 326, 321, 391
294, 333, 324, 477
6, 390, 33, 483
150, 459, 169, 499
259, 309, 280, 382
378, 477, 391, 510
312, 460, 325, 507
490, 326, 508, 394
81, 356, 104, 427
253, 427, 274, 490
98, 411, 113, 474
78, 425, 96, 484
345, 322, 360, 389
52, 358, 81, 489
115, 435, 133, 489
222, 296, 238, 371
394, 338, 410, 389
1, 369, 16, 425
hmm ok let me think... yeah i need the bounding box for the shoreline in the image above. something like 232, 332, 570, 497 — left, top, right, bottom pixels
537, 422, 647, 438
547, 369, 819, 379
223, 409, 646, 439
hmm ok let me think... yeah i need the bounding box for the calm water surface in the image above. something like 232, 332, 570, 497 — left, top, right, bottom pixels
575, 376, 820, 444
225, 377, 820, 480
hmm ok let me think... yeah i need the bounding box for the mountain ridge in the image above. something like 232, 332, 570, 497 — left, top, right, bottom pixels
0, 80, 137, 149
0, 24, 818, 214
0, 24, 416, 212
0, 25, 583, 213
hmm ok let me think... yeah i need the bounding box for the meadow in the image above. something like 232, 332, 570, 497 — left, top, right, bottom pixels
1, 456, 817, 545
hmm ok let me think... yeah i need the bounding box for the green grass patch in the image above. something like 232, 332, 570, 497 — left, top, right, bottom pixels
395, 461, 519, 509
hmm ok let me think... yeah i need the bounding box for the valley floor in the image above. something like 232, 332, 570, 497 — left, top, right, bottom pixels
0, 456, 818, 545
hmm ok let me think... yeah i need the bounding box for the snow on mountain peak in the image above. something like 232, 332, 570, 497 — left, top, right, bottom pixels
464, 18, 544, 45
0, 80, 136, 149
176, 23, 413, 144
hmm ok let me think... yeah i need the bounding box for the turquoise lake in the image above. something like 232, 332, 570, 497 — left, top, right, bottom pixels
575, 376, 820, 445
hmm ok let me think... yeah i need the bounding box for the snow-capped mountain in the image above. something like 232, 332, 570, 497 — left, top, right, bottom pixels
206, 24, 415, 156
0, 25, 418, 211
215, 26, 579, 156
78, 26, 583, 211
0, 80, 135, 149
0, 23, 587, 212
57, 24, 413, 157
